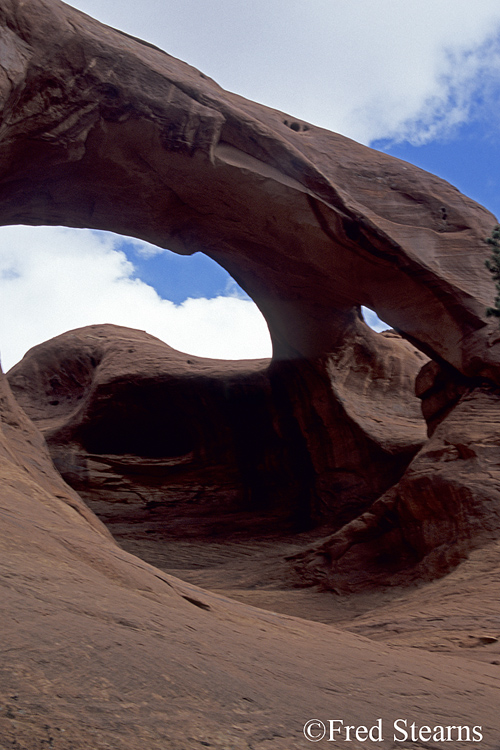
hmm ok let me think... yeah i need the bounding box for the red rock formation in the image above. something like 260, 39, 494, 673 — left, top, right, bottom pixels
0, 0, 498, 374
2, 373, 500, 746
292, 375, 500, 590
8, 323, 426, 538
2, 0, 500, 743
1, 0, 500, 582
1, 325, 500, 747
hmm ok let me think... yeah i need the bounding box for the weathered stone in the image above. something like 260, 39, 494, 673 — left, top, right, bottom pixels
292, 383, 500, 589
8, 323, 427, 537
2, 0, 500, 744
415, 359, 473, 435
0, 0, 499, 375
1, 0, 500, 582
1, 323, 500, 747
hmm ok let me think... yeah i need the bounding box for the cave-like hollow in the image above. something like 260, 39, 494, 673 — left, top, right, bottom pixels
3, 0, 500, 586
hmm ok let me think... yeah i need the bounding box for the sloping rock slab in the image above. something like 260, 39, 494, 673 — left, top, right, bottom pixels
1, 366, 500, 748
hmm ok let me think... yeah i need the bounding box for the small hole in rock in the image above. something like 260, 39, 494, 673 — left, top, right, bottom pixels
360, 306, 391, 332
284, 119, 308, 133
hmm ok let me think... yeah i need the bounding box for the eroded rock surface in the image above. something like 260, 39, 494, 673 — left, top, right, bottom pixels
292, 377, 500, 590
0, 0, 499, 373
2, 0, 500, 582
1, 338, 500, 747
1, 328, 500, 747
8, 323, 427, 539
2, 0, 500, 743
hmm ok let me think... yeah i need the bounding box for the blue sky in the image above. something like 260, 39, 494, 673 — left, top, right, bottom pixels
1, 1, 500, 370
122, 240, 240, 306
377, 122, 500, 218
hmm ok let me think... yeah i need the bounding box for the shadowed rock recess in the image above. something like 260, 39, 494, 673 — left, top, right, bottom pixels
3, 0, 500, 747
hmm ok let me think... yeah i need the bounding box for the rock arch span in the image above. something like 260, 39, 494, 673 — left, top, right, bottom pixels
0, 0, 498, 369
2, 0, 500, 583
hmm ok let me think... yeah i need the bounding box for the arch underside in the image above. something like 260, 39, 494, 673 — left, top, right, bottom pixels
0, 0, 498, 370
2, 0, 500, 586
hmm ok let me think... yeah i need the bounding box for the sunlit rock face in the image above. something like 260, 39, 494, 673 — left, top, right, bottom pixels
1, 0, 500, 585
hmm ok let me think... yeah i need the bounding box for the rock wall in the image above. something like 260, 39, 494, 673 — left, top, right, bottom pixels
3, 2, 500, 744
8, 323, 426, 539
2, 365, 499, 746
1, 0, 500, 584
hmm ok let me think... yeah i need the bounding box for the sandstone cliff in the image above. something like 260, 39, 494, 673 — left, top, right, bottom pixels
2, 0, 500, 745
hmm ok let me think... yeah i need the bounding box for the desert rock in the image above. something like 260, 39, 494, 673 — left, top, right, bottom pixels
0, 0, 498, 373
8, 323, 426, 537
1, 350, 500, 748
2, 0, 500, 745
1, 0, 500, 577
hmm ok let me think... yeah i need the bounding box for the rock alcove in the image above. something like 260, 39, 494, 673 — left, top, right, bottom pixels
4, 2, 500, 746
2, 0, 500, 592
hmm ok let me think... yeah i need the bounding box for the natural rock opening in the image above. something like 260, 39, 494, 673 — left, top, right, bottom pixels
0, 224, 273, 370
360, 305, 391, 333
2, 0, 500, 591
3, 4, 500, 746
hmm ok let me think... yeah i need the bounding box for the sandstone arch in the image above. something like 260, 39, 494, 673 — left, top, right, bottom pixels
4, 3, 500, 745
2, 0, 500, 585
0, 0, 498, 371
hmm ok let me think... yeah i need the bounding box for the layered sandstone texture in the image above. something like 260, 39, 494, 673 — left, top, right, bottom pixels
2, 358, 500, 749
7, 323, 427, 540
1, 0, 500, 578
2, 0, 500, 744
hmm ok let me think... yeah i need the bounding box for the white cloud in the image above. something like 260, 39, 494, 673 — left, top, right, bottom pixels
365, 32, 500, 145
3, 4, 500, 370
129, 239, 167, 259
0, 226, 395, 373
0, 226, 272, 372
68, 0, 500, 144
